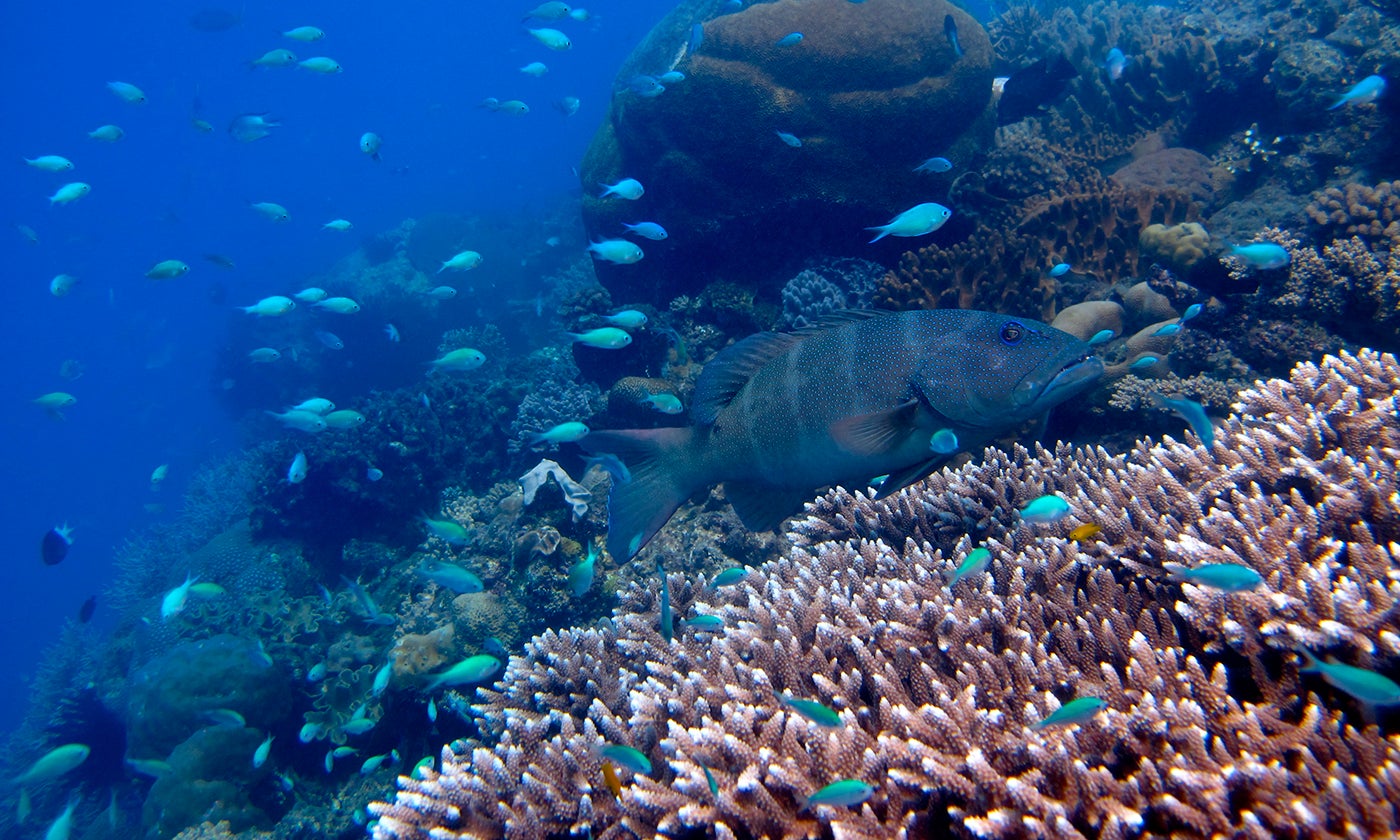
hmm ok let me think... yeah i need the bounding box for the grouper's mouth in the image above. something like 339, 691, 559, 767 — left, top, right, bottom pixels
1041, 354, 1105, 403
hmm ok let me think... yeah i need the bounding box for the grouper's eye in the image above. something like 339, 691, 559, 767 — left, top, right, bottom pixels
999, 322, 1025, 345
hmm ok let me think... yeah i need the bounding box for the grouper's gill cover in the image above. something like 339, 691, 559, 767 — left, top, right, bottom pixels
582, 310, 1102, 560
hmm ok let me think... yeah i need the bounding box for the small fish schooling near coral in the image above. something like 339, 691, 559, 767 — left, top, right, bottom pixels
583, 311, 1102, 559
1328, 75, 1386, 110
1228, 242, 1290, 270
1297, 649, 1400, 705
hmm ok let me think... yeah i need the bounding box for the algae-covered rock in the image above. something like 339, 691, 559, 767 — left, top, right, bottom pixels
141, 726, 277, 839
126, 634, 291, 760
581, 0, 995, 301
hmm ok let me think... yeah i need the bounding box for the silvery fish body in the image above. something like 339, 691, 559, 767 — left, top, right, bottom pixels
585, 310, 1102, 559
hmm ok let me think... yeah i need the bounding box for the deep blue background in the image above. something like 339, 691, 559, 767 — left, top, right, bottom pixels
0, 0, 670, 736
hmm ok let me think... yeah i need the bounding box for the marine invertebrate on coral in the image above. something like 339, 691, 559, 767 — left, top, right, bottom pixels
369, 350, 1400, 839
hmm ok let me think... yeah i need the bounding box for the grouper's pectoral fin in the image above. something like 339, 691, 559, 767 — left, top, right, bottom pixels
829, 399, 921, 456
872, 457, 939, 500
724, 481, 816, 532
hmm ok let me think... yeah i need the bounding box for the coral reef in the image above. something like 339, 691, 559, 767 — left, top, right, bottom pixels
580, 0, 996, 300
368, 350, 1400, 839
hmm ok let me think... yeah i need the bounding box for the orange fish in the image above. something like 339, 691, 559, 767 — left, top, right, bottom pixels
1068, 523, 1102, 542
601, 760, 622, 799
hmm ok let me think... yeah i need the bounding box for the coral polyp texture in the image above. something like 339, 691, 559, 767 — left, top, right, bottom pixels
369, 349, 1400, 839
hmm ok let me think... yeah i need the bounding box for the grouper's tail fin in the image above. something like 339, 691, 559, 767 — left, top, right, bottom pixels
581, 427, 699, 561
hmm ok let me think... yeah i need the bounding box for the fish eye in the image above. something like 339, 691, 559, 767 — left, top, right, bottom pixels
999, 322, 1025, 345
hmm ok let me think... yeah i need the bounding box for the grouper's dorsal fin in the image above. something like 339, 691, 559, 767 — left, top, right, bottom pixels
692, 332, 801, 425
791, 308, 888, 334
829, 399, 921, 456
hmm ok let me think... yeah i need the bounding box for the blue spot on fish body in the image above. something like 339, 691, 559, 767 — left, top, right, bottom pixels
1129, 355, 1159, 370
1088, 329, 1115, 345
1049, 263, 1071, 277
1152, 323, 1182, 337
776, 32, 804, 47
929, 428, 959, 454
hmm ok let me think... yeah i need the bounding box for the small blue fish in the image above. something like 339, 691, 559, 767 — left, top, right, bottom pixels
1031, 697, 1106, 729
701, 763, 718, 798
569, 544, 597, 597
943, 15, 962, 57
1229, 242, 1290, 270
929, 428, 959, 454
687, 24, 704, 55
776, 32, 803, 47
366, 467, 384, 481
658, 71, 686, 85
482, 636, 508, 658
384, 323, 401, 342
315, 330, 345, 350
1298, 649, 1400, 705
1088, 329, 1115, 345
1150, 393, 1215, 448
1329, 75, 1386, 110
913, 156, 953, 174
1048, 263, 1071, 277
1129, 355, 1159, 370
680, 614, 724, 630
646, 393, 684, 414
602, 309, 648, 329
628, 75, 665, 97
1180, 303, 1203, 323
1104, 47, 1127, 82
624, 219, 666, 239
658, 561, 673, 642
775, 131, 802, 147
948, 547, 990, 586
1163, 562, 1262, 592
1019, 494, 1070, 524
803, 779, 875, 810
416, 558, 483, 593
1152, 323, 1181, 337
598, 744, 652, 775
711, 567, 748, 587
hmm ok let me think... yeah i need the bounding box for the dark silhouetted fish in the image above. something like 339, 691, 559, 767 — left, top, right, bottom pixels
41, 524, 74, 566
78, 596, 97, 624
583, 310, 1102, 559
944, 14, 962, 58
189, 7, 243, 32
998, 55, 1077, 125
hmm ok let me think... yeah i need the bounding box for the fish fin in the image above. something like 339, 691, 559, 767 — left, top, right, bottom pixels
692, 332, 801, 425
829, 400, 920, 457
791, 309, 886, 334
871, 456, 938, 499
581, 428, 699, 560
724, 481, 813, 532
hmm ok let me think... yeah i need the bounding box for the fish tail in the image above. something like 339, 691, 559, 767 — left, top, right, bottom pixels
581, 427, 702, 560
1297, 648, 1323, 672
865, 226, 889, 243
1161, 562, 1188, 581
1327, 97, 1345, 111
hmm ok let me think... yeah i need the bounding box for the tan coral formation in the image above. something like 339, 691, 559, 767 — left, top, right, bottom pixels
370, 350, 1400, 840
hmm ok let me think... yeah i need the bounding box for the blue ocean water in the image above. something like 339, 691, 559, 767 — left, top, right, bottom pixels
0, 0, 668, 736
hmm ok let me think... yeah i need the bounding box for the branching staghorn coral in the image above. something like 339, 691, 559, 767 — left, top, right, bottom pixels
370, 350, 1400, 838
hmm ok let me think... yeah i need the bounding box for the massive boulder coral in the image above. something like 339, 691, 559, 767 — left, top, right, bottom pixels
369, 350, 1400, 839
580, 0, 995, 301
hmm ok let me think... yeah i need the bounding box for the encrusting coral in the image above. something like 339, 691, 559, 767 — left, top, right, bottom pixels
368, 349, 1400, 839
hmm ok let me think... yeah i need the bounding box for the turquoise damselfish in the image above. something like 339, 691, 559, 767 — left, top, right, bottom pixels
1019, 494, 1070, 524
1031, 696, 1107, 729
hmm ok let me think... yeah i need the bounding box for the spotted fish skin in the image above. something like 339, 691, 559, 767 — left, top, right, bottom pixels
584, 310, 1102, 560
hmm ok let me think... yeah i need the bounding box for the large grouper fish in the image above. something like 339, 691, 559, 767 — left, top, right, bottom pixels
583, 309, 1104, 560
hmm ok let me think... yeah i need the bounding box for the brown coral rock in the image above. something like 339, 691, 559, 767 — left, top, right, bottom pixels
581, 0, 995, 301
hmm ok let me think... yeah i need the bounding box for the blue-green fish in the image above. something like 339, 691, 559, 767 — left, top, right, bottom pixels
1298, 649, 1400, 705
568, 544, 597, 596
646, 393, 683, 414
1229, 242, 1290, 270
1031, 696, 1106, 729
1049, 263, 1072, 277
568, 327, 633, 348
803, 779, 875, 810
424, 654, 503, 691
14, 743, 89, 784
775, 131, 802, 147
1329, 74, 1386, 110
1129, 355, 1159, 370
779, 693, 842, 727
1152, 323, 1181, 337
680, 614, 724, 630
948, 547, 991, 586
1163, 562, 1262, 592
422, 516, 471, 547
598, 744, 652, 774
253, 734, 274, 768
1150, 393, 1215, 448
583, 311, 1102, 559
929, 428, 959, 454
657, 561, 673, 642
701, 763, 718, 798
1019, 494, 1070, 524
1180, 303, 1203, 323
529, 421, 590, 446
913, 156, 953, 174
711, 567, 748, 587
776, 32, 803, 46
1088, 329, 1115, 345
602, 308, 649, 328
416, 559, 483, 593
